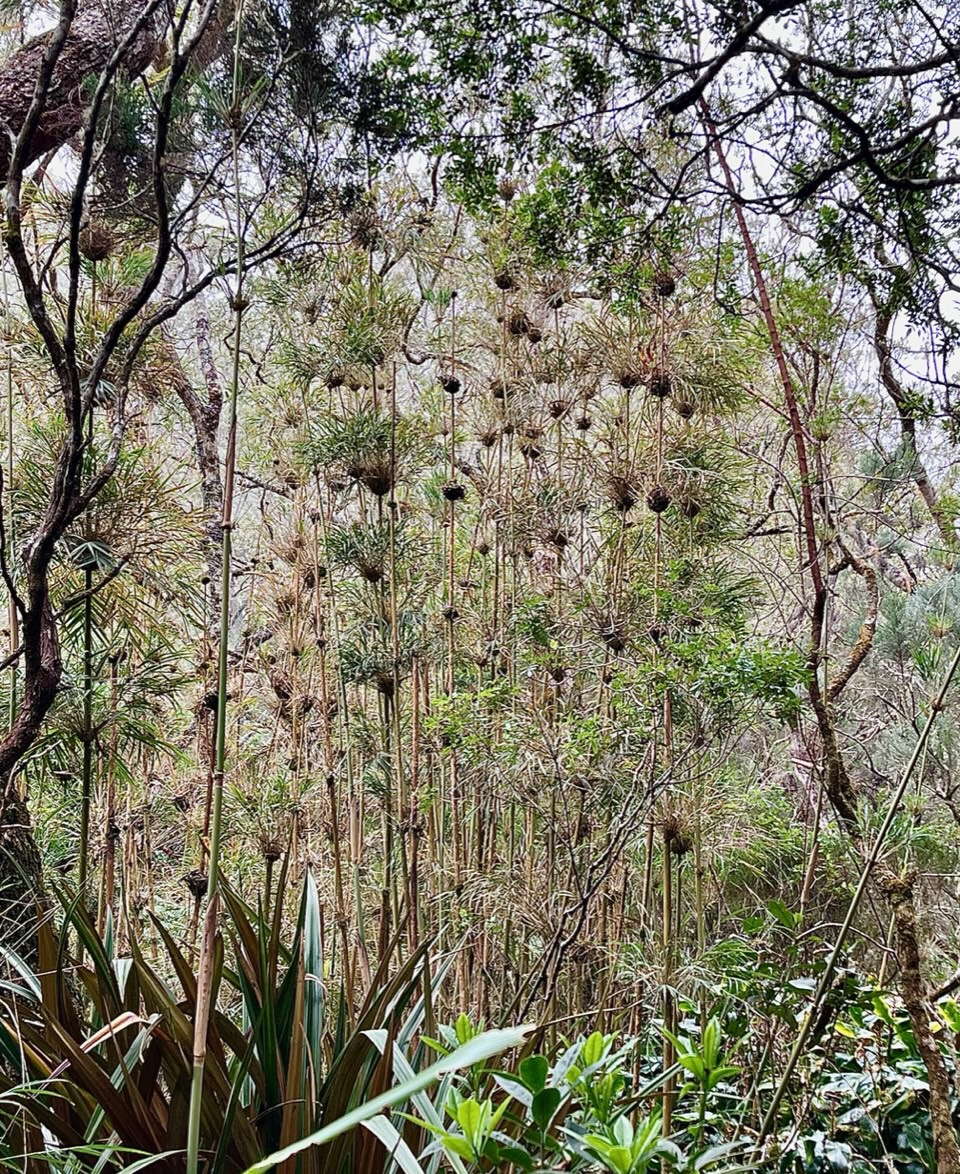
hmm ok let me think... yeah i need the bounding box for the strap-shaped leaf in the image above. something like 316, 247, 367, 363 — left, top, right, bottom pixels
245, 1026, 530, 1174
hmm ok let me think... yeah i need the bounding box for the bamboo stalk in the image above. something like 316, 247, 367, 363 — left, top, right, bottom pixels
99, 656, 119, 931
186, 13, 247, 1166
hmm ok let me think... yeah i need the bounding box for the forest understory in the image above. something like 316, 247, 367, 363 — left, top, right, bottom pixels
1, 1, 960, 1172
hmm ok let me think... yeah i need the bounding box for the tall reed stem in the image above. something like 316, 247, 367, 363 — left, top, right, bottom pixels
186, 12, 246, 1169
78, 261, 98, 903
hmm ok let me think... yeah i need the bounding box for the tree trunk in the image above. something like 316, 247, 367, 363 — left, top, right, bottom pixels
0, 788, 43, 951
0, 1, 163, 183
883, 872, 960, 1174
0, 593, 59, 948
874, 312, 956, 550
0, 0, 209, 938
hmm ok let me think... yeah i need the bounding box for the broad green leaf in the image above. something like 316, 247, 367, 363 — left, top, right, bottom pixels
767, 899, 800, 930
939, 998, 960, 1033
519, 1054, 549, 1092
702, 1017, 720, 1068
531, 1086, 561, 1131
705, 1065, 740, 1091
440, 1134, 473, 1160
455, 1096, 484, 1145
453, 1013, 475, 1045
581, 1031, 606, 1068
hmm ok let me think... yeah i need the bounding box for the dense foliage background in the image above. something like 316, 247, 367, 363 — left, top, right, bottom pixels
2, 0, 960, 1171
